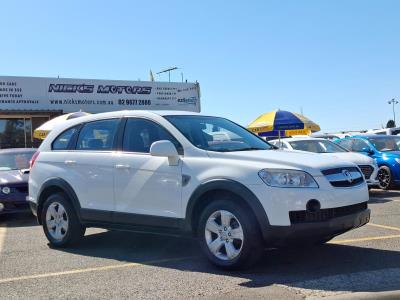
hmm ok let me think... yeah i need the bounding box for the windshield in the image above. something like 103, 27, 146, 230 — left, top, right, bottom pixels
369, 137, 400, 152
0, 151, 35, 171
289, 140, 348, 153
165, 115, 273, 152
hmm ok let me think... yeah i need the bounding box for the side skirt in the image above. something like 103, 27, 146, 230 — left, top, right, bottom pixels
80, 208, 191, 237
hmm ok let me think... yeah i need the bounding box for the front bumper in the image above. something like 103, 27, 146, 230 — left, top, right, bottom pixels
366, 179, 379, 186
263, 208, 370, 247
0, 199, 30, 214
29, 201, 38, 217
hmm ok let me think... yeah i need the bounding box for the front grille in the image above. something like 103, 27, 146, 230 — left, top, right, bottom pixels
330, 177, 364, 187
14, 186, 28, 193
289, 202, 368, 224
321, 167, 364, 187
0, 184, 28, 194
358, 165, 374, 180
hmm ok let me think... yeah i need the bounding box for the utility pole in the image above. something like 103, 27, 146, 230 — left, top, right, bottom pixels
388, 98, 398, 125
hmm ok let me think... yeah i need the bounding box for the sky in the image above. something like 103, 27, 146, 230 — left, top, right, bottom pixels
1, 0, 400, 132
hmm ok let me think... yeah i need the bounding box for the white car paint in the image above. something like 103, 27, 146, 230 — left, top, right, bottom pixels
29, 110, 369, 229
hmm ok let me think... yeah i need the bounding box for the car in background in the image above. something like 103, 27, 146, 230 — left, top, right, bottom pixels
0, 148, 36, 215
310, 133, 349, 141
366, 127, 400, 136
270, 137, 379, 188
336, 135, 400, 190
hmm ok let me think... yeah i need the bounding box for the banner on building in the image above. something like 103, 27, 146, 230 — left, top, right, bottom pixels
0, 76, 201, 113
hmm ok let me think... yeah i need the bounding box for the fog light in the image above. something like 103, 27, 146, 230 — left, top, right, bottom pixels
1, 187, 10, 194
306, 199, 321, 212
0, 203, 4, 212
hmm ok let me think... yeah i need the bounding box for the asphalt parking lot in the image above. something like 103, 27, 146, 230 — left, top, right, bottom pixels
1, 190, 400, 300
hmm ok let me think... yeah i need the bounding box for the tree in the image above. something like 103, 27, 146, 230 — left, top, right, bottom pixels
386, 119, 396, 128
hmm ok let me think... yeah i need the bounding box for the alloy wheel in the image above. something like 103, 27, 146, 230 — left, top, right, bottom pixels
46, 202, 69, 240
377, 169, 390, 189
204, 210, 244, 261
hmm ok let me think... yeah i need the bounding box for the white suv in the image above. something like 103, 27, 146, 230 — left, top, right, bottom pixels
28, 111, 370, 269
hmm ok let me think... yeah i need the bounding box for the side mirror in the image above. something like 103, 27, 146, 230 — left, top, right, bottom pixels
150, 140, 180, 166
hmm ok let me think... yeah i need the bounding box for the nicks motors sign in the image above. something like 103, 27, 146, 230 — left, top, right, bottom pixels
0, 76, 200, 113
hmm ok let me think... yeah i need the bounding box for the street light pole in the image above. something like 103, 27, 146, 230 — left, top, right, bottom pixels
156, 67, 178, 82
388, 98, 399, 125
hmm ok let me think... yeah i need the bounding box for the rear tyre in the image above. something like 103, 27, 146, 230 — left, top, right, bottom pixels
41, 193, 85, 247
377, 166, 393, 190
197, 196, 263, 270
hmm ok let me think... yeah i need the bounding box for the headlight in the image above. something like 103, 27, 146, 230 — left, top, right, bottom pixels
395, 158, 400, 164
1, 187, 10, 194
258, 169, 319, 188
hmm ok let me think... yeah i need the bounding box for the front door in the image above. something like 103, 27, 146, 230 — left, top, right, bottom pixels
113, 118, 183, 222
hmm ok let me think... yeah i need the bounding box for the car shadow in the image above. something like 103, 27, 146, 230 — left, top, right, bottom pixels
55, 230, 400, 294
0, 212, 38, 228
369, 189, 400, 203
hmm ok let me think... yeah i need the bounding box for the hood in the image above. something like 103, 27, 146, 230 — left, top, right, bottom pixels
207, 149, 356, 176
0, 170, 28, 185
381, 151, 400, 157
321, 152, 374, 165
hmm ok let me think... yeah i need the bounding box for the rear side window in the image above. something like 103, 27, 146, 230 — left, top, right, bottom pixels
123, 118, 182, 154
76, 119, 119, 151
52, 126, 79, 150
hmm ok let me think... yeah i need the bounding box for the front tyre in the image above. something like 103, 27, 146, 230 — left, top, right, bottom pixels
198, 198, 262, 270
41, 193, 85, 247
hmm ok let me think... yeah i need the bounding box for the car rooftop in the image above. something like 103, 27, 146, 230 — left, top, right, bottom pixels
271, 137, 323, 142
0, 148, 37, 153
351, 135, 398, 139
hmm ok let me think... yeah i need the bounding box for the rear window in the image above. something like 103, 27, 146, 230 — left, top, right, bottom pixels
52, 126, 79, 150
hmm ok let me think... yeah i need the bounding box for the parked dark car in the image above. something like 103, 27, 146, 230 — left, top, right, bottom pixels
0, 148, 36, 215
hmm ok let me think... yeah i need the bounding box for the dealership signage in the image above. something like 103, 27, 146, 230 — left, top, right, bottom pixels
0, 76, 201, 113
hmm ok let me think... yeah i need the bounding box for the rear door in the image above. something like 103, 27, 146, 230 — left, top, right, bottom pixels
63, 119, 120, 215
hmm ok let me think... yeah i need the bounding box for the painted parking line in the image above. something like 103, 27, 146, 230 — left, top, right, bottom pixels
367, 223, 400, 232
0, 226, 6, 255
0, 256, 196, 284
330, 234, 400, 245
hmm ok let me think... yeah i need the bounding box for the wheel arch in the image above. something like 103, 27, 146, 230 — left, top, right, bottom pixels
184, 179, 270, 239
36, 178, 81, 224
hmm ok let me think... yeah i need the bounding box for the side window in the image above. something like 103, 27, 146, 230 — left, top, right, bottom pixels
123, 118, 182, 154
351, 139, 369, 152
52, 126, 79, 150
337, 139, 352, 151
76, 119, 119, 151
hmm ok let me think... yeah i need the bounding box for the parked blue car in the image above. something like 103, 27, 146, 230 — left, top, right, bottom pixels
335, 135, 400, 190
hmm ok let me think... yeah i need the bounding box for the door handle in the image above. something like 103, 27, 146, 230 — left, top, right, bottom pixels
64, 160, 76, 165
114, 164, 131, 170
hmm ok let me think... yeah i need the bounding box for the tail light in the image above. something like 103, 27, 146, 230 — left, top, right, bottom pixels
30, 151, 40, 169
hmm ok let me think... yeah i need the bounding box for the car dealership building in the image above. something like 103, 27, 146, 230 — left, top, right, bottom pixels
0, 76, 200, 149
